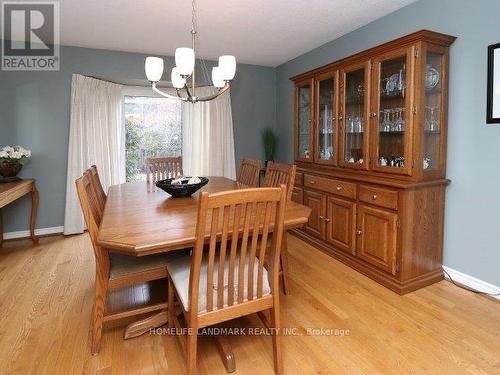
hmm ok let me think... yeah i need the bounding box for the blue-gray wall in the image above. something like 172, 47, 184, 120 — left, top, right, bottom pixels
0, 45, 276, 233
276, 0, 500, 286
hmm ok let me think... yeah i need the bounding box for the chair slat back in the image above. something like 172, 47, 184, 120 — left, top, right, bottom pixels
89, 165, 107, 217
262, 162, 297, 201
237, 158, 260, 187
146, 157, 183, 184
75, 171, 107, 265
189, 186, 287, 316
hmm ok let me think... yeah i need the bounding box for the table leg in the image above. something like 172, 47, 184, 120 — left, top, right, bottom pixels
30, 184, 39, 243
124, 310, 168, 339
214, 335, 236, 373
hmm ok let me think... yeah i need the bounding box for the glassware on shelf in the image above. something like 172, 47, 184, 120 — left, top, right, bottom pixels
347, 116, 354, 133
385, 73, 399, 95
380, 109, 391, 132
354, 116, 363, 133
380, 68, 406, 97
425, 64, 440, 90
423, 157, 432, 169
393, 108, 405, 132
379, 108, 405, 132
423, 51, 444, 171
346, 116, 364, 133
425, 106, 439, 131
319, 146, 334, 160
344, 68, 365, 164
297, 84, 311, 159
397, 68, 406, 92
385, 156, 404, 168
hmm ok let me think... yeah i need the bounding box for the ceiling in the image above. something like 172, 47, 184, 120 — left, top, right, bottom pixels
58, 0, 418, 67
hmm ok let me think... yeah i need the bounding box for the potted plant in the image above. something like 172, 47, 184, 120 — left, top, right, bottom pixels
262, 127, 276, 167
0, 145, 31, 182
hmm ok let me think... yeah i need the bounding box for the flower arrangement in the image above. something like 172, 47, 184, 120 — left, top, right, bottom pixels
0, 145, 31, 162
0, 145, 31, 182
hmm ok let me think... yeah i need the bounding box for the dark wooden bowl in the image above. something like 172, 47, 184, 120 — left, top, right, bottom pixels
155, 177, 209, 198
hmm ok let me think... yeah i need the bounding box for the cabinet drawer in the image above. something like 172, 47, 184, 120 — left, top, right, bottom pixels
359, 185, 398, 210
304, 174, 356, 199
294, 172, 303, 186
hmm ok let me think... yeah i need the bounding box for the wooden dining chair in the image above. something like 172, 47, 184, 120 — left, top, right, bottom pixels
146, 156, 183, 184
237, 158, 260, 187
88, 165, 107, 220
76, 171, 181, 355
262, 162, 297, 295
262, 162, 296, 201
167, 186, 287, 375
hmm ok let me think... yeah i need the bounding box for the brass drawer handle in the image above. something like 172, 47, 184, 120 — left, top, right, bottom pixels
356, 230, 362, 235
336, 186, 342, 191
310, 180, 316, 184
372, 194, 378, 200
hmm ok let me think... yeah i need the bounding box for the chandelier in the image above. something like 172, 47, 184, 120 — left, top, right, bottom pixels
144, 0, 236, 103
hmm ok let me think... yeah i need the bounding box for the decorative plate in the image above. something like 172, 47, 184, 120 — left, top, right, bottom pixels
425, 66, 440, 90
385, 73, 399, 94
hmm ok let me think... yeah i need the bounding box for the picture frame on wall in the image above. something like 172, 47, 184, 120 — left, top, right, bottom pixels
487, 43, 500, 123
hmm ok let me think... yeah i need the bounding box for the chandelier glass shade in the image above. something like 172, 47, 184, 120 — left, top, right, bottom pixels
144, 0, 236, 103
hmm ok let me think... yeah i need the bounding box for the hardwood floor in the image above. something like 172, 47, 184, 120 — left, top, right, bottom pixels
0, 233, 499, 374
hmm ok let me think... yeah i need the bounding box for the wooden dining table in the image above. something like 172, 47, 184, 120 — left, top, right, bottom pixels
97, 176, 311, 371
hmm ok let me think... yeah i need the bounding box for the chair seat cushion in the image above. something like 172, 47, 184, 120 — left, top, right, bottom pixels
167, 254, 271, 313
110, 251, 184, 279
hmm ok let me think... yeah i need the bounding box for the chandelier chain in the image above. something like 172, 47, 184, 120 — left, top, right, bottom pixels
191, 0, 197, 34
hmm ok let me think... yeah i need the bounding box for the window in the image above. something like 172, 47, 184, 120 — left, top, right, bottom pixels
124, 94, 182, 182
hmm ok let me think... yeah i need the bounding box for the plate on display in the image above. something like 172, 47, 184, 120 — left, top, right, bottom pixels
385, 74, 399, 94
425, 66, 440, 90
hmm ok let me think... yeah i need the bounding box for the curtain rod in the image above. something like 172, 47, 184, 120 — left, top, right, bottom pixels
84, 75, 214, 88
85, 75, 123, 85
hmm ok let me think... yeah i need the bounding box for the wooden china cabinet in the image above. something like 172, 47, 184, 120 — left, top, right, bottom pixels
291, 30, 456, 294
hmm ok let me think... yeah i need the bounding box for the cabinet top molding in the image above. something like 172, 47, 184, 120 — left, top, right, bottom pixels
290, 30, 456, 82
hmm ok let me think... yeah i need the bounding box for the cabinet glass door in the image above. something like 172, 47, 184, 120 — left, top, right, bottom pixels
315, 73, 337, 164
296, 80, 313, 160
423, 49, 445, 174
372, 49, 413, 174
340, 64, 369, 168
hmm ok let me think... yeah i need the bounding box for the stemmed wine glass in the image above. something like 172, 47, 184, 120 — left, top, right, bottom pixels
425, 106, 439, 131
393, 108, 405, 132
380, 109, 391, 132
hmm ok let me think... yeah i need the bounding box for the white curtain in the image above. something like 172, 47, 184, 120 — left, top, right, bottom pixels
182, 86, 236, 179
64, 74, 124, 235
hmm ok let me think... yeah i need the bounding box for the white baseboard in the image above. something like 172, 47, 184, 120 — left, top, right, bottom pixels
443, 266, 500, 300
3, 226, 64, 240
